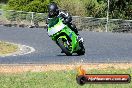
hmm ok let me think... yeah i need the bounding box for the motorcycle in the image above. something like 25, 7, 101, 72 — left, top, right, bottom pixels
47, 17, 85, 56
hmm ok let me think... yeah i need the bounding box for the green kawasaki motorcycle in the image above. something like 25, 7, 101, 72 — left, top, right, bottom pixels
47, 17, 85, 56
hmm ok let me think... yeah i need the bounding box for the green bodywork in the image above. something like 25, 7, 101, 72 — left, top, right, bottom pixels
47, 17, 81, 53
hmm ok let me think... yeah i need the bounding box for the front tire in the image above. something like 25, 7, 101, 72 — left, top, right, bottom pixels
77, 42, 85, 55
57, 38, 72, 56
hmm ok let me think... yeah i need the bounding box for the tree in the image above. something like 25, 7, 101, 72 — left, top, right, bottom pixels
109, 0, 132, 19
6, 0, 132, 19
82, 0, 107, 17
0, 0, 9, 3
7, 0, 50, 13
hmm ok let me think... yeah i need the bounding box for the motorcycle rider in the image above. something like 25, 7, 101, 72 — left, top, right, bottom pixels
47, 2, 83, 43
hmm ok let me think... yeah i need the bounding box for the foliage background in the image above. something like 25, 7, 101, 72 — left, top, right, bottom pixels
0, 0, 131, 19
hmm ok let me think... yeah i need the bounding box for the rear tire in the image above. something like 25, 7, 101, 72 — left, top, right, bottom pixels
77, 42, 85, 55
58, 38, 72, 56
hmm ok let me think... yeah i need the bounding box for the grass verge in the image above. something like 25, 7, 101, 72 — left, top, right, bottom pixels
0, 67, 131, 88
0, 41, 18, 55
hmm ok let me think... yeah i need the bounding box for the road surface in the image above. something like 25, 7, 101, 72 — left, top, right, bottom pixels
0, 26, 132, 64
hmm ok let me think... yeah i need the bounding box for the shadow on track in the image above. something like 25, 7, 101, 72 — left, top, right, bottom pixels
57, 54, 80, 56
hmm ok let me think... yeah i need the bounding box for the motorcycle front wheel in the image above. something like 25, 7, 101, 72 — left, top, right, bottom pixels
57, 38, 72, 56
77, 42, 85, 55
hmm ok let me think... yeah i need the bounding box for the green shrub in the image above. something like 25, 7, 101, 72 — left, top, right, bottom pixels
7, 0, 50, 13
5, 0, 132, 19
0, 4, 2, 9
7, 0, 30, 10
82, 0, 107, 17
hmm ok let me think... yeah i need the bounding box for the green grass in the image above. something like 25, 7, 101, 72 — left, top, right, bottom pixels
0, 41, 18, 55
0, 68, 132, 88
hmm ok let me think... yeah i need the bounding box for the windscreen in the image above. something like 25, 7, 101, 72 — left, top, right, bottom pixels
48, 17, 60, 28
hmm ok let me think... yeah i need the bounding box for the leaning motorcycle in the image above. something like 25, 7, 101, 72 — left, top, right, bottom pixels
47, 17, 85, 56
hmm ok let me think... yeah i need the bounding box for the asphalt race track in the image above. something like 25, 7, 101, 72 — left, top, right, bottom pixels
0, 26, 132, 64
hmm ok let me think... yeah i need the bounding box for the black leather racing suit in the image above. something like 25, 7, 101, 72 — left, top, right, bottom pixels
47, 10, 79, 35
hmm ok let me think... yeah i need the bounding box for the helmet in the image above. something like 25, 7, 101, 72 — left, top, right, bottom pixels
48, 3, 59, 17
